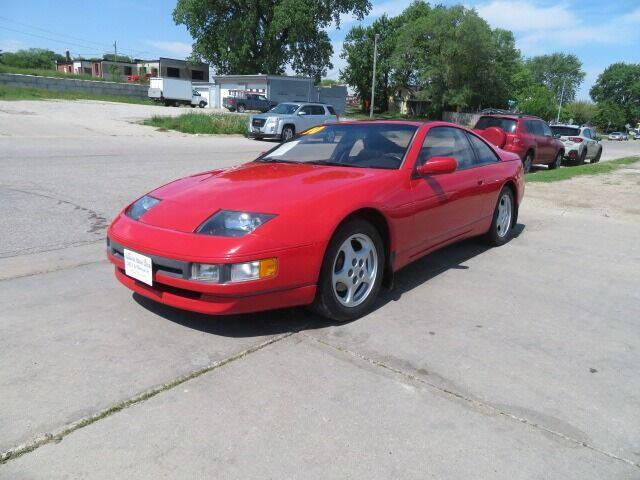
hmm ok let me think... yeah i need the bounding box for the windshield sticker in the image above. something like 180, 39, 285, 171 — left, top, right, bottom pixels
302, 126, 326, 136
265, 140, 300, 158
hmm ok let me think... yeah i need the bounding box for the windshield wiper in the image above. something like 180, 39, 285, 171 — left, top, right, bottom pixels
306, 160, 366, 168
257, 158, 301, 164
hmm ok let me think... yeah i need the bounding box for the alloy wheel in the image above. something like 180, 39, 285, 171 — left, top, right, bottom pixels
496, 193, 512, 238
331, 234, 378, 308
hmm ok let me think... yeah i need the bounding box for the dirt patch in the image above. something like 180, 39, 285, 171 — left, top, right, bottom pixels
526, 162, 640, 220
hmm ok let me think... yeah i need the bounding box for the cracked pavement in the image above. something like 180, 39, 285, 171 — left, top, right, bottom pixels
1, 100, 639, 478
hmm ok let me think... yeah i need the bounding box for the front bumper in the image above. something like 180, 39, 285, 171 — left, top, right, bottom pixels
248, 121, 280, 138
107, 215, 321, 315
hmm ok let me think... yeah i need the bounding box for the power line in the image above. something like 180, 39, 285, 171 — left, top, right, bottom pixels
0, 17, 151, 58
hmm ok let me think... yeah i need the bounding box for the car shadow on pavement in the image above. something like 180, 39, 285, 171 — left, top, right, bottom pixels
133, 223, 525, 337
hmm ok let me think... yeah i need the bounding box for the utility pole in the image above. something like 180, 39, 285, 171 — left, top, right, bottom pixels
113, 41, 117, 62
556, 78, 566, 123
369, 33, 379, 119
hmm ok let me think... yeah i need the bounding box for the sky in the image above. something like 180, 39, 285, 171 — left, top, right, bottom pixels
1, 0, 639, 100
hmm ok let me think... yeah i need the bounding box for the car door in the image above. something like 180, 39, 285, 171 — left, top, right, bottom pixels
409, 126, 488, 251
310, 105, 328, 128
464, 132, 506, 218
297, 105, 315, 131
540, 121, 556, 162
583, 128, 597, 157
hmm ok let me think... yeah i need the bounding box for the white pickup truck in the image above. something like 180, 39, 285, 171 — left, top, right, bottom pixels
148, 78, 207, 108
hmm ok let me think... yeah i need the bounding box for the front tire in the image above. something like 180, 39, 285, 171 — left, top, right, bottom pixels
312, 219, 384, 323
281, 125, 295, 141
593, 147, 602, 163
484, 187, 515, 246
199, 101, 206, 108
549, 151, 562, 170
237, 104, 246, 113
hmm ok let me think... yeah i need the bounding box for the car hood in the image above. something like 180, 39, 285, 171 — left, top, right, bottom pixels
252, 113, 295, 119
138, 162, 387, 233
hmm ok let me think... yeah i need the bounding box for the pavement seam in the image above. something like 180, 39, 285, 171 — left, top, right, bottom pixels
303, 333, 640, 470
0, 259, 107, 282
0, 331, 296, 466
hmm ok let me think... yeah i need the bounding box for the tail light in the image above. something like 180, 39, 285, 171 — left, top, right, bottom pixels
568, 137, 583, 143
506, 134, 520, 146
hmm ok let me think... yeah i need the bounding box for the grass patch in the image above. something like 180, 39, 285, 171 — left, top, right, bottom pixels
0, 84, 153, 105
143, 112, 248, 135
526, 157, 640, 183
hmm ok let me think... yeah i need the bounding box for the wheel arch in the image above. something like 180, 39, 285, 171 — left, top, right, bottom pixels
330, 207, 394, 289
502, 180, 519, 225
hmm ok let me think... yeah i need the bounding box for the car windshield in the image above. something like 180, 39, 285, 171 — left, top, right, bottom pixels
269, 103, 299, 114
475, 116, 517, 133
551, 126, 580, 137
259, 124, 417, 169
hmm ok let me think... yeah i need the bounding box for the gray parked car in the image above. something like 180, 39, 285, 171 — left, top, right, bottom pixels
550, 124, 602, 164
248, 102, 339, 141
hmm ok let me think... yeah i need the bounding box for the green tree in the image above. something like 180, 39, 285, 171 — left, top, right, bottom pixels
0, 48, 63, 69
559, 101, 596, 125
592, 101, 627, 132
525, 53, 585, 104
391, 4, 512, 115
340, 14, 398, 111
173, 0, 371, 82
590, 63, 640, 127
514, 83, 556, 120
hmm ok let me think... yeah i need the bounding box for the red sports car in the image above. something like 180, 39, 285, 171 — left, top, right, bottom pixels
107, 121, 524, 321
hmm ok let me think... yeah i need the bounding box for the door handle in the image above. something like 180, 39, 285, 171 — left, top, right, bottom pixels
477, 179, 484, 186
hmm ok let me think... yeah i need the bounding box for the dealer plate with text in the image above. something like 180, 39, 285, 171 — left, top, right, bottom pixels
124, 249, 153, 286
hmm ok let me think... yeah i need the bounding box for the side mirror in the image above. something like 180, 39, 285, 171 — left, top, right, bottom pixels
297, 111, 307, 116
416, 156, 457, 176
553, 134, 561, 139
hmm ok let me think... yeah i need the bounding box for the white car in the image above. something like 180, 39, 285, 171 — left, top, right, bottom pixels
608, 131, 628, 141
551, 124, 602, 164
248, 102, 339, 141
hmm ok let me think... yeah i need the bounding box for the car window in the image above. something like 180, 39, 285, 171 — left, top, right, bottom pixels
270, 103, 299, 114
551, 126, 580, 137
327, 106, 337, 116
524, 120, 542, 136
541, 122, 552, 137
258, 95, 267, 101
260, 124, 417, 170
418, 127, 476, 170
311, 105, 325, 115
474, 116, 517, 133
466, 133, 499, 165
583, 129, 591, 139
300, 105, 314, 115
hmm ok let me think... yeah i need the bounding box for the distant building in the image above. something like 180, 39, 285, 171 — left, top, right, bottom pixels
210, 74, 347, 113
55, 57, 209, 82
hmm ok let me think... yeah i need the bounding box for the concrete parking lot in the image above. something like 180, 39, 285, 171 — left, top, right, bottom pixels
1, 100, 639, 478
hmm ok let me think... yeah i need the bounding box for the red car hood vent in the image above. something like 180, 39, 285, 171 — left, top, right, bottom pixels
139, 162, 373, 232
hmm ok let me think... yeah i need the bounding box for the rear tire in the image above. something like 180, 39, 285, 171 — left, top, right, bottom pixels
523, 151, 533, 173
484, 187, 515, 246
549, 151, 562, 170
199, 101, 206, 108
237, 104, 246, 113
312, 219, 385, 323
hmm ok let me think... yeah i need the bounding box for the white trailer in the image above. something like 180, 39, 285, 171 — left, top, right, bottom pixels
148, 77, 207, 108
